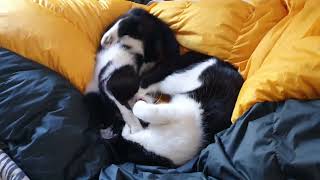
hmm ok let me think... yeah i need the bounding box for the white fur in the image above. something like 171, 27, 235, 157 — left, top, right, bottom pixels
123, 59, 217, 165
86, 24, 146, 133
104, 87, 143, 133
158, 59, 216, 94
85, 45, 136, 93
127, 95, 204, 165
134, 59, 216, 97
100, 20, 121, 48
87, 19, 216, 165
101, 18, 143, 55
97, 43, 144, 133
86, 17, 145, 94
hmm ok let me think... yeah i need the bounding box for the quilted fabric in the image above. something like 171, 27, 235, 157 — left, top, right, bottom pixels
150, 0, 287, 71
0, 0, 145, 92
232, 0, 320, 122
2, 47, 320, 180
0, 0, 285, 91
2, 0, 319, 122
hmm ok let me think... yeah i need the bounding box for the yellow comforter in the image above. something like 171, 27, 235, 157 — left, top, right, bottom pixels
0, 0, 319, 122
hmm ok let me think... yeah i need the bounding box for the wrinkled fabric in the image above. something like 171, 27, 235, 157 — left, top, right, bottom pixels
4, 0, 316, 122
0, 0, 144, 92
150, 0, 287, 70
232, 0, 320, 122
0, 48, 110, 180
99, 99, 320, 180
1, 48, 320, 179
0, 0, 286, 94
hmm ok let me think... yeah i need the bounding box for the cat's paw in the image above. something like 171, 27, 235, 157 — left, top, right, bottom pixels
132, 100, 149, 120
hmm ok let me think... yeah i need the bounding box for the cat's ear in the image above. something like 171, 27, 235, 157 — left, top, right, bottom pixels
98, 15, 124, 51
100, 33, 113, 48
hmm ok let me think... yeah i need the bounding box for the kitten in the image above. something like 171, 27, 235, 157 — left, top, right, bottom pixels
85, 8, 244, 166
84, 8, 179, 132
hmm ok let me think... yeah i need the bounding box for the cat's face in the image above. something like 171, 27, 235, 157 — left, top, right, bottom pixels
100, 8, 180, 65
100, 17, 145, 56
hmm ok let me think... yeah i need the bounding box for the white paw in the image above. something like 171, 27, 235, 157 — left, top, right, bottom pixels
132, 100, 149, 120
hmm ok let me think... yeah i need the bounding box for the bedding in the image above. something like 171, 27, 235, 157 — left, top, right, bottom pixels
0, 0, 287, 114
0, 46, 320, 179
1, 47, 320, 179
0, 149, 29, 180
3, 0, 319, 123
0, 0, 320, 179
0, 48, 109, 179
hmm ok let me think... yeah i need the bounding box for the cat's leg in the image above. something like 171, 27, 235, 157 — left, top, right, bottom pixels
83, 92, 106, 128
133, 101, 171, 125
134, 72, 201, 101
84, 75, 112, 128
133, 63, 173, 101
101, 68, 143, 133
140, 63, 174, 89
136, 64, 212, 99
121, 124, 131, 137
116, 102, 143, 133
109, 94, 143, 133
132, 96, 200, 125
138, 53, 211, 95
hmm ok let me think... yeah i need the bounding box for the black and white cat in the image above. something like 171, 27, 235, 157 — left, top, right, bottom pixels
85, 8, 179, 133
84, 8, 244, 166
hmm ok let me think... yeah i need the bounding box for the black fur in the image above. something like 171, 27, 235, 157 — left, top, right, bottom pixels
138, 51, 244, 146
190, 57, 243, 144
85, 8, 243, 167
85, 8, 180, 166
140, 51, 212, 88
118, 8, 180, 63
106, 65, 139, 105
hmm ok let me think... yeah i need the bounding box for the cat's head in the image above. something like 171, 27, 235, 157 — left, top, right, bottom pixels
100, 8, 180, 72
